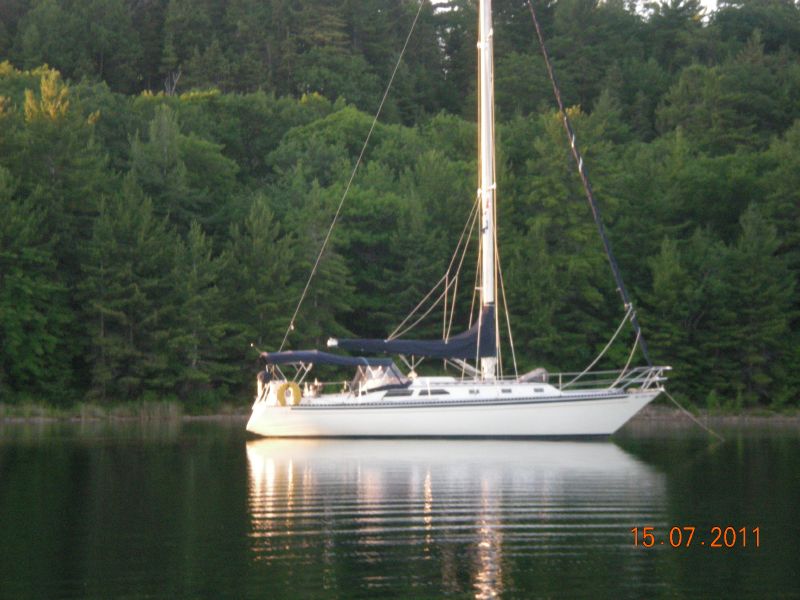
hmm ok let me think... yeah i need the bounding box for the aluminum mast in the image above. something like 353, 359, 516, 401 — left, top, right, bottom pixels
479, 0, 497, 380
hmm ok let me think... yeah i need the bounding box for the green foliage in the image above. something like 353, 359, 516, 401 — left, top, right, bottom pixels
168, 222, 233, 396
644, 0, 708, 73
720, 206, 795, 404
1, 67, 110, 272
10, 0, 141, 93
130, 103, 240, 236
0, 1, 799, 411
501, 108, 624, 369
284, 183, 354, 348
645, 209, 796, 406
221, 193, 298, 373
763, 120, 800, 270
0, 167, 72, 402
656, 32, 800, 153
81, 180, 177, 401
548, 0, 645, 108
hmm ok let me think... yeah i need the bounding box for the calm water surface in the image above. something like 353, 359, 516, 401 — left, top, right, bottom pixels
0, 419, 798, 599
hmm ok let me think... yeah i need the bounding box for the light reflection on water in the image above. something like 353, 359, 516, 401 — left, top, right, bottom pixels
246, 440, 666, 597
2, 422, 797, 598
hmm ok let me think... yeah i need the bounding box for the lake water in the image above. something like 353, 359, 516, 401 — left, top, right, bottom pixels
1, 419, 798, 599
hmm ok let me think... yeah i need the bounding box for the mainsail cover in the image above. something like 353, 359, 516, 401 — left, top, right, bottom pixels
261, 350, 395, 368
330, 306, 496, 359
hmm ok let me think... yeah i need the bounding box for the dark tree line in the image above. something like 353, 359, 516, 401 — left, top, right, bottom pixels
1, 0, 799, 410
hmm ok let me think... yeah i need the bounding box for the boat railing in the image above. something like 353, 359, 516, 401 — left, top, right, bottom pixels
443, 365, 669, 391
482, 365, 669, 391
553, 365, 670, 391
276, 365, 670, 397
255, 364, 669, 404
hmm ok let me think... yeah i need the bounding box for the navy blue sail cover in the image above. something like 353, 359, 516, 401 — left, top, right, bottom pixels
331, 306, 496, 359
261, 350, 395, 368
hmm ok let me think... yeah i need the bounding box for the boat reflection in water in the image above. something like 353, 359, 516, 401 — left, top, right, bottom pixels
246, 440, 665, 598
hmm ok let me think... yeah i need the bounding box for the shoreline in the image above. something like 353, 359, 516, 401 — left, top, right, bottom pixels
0, 412, 252, 424
0, 400, 250, 424
628, 403, 800, 425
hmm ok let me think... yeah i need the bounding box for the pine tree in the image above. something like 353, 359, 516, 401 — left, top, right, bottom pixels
11, 0, 79, 74
130, 103, 239, 236
0, 17, 8, 56
714, 206, 796, 405
161, 0, 213, 72
130, 103, 191, 227
644, 0, 706, 73
183, 38, 232, 91
223, 0, 273, 91
503, 108, 622, 369
764, 120, 800, 273
129, 0, 170, 91
167, 221, 233, 400
0, 167, 71, 402
7, 69, 111, 275
643, 235, 708, 400
281, 180, 354, 347
82, 0, 142, 93
81, 179, 178, 401
220, 194, 300, 386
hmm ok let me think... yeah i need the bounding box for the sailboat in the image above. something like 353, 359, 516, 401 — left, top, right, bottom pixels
246, 0, 668, 438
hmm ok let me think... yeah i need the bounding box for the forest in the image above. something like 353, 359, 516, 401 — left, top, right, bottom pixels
0, 0, 798, 411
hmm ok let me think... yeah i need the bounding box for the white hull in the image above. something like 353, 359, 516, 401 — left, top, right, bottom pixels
247, 0, 671, 440
246, 385, 660, 438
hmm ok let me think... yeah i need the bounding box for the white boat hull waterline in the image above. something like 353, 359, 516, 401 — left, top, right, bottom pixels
246, 380, 662, 438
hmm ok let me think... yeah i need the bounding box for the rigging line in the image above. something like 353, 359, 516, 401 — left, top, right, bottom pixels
443, 272, 448, 341
561, 305, 633, 389
443, 221, 471, 341
469, 235, 481, 330
391, 209, 477, 341
664, 389, 726, 442
444, 272, 453, 340
469, 238, 481, 368
470, 230, 482, 327
390, 275, 460, 340
390, 192, 480, 340
441, 196, 480, 341
389, 213, 477, 339
494, 234, 518, 378
609, 327, 640, 389
492, 129, 501, 377
278, 1, 425, 352
474, 298, 483, 371
390, 199, 478, 341
491, 216, 502, 377
389, 272, 448, 339
525, 0, 652, 367
445, 194, 482, 340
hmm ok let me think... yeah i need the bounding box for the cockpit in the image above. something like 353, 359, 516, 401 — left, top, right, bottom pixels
349, 363, 409, 395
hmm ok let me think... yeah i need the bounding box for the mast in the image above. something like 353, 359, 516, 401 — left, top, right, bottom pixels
479, 0, 497, 380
